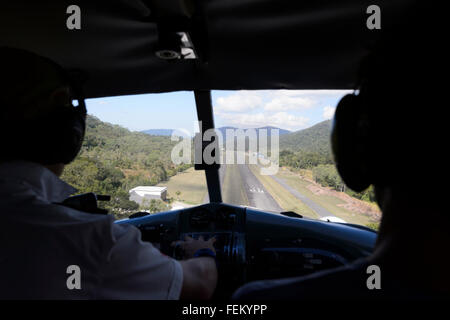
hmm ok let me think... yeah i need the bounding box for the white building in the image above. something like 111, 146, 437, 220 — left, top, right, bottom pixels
129, 186, 167, 205
320, 216, 347, 223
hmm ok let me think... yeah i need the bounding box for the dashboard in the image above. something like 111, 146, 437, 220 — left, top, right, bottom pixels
117, 202, 376, 298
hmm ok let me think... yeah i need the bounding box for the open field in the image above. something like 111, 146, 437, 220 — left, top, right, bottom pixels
157, 167, 207, 205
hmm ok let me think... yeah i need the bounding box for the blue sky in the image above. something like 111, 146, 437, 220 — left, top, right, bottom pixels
86, 90, 351, 133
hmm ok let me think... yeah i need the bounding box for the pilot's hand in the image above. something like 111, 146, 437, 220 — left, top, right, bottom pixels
172, 235, 216, 260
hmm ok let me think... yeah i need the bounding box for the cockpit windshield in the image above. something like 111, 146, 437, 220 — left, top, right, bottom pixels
63, 90, 380, 230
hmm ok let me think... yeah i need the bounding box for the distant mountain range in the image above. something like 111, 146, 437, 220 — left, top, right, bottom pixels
141, 126, 291, 137
141, 129, 176, 136
141, 121, 332, 156
216, 126, 291, 137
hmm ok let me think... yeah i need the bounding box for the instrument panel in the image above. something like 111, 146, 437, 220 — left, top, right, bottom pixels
117, 202, 376, 298
175, 232, 246, 265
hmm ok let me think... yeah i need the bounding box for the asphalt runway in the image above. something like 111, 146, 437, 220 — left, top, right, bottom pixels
203, 161, 336, 219
221, 164, 282, 212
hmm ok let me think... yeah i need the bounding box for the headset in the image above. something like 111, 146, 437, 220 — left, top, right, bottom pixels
0, 47, 88, 165
331, 86, 373, 193
27, 68, 88, 165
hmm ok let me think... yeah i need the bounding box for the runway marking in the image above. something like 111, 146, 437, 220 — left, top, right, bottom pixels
249, 187, 264, 193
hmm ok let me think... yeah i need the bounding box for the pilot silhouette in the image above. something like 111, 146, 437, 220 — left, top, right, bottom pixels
233, 4, 449, 300
0, 47, 217, 300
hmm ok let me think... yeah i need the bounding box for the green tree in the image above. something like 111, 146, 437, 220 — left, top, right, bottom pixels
61, 115, 192, 219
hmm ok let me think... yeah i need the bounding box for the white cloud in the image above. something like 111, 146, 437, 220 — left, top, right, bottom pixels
264, 96, 315, 111
213, 89, 349, 130
322, 106, 336, 119
217, 111, 309, 131
214, 89, 351, 113
269, 89, 352, 97
215, 91, 262, 112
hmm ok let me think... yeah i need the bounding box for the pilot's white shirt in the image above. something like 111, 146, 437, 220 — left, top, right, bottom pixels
0, 161, 183, 299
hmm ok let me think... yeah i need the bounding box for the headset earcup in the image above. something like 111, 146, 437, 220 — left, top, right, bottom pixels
45, 109, 85, 165
331, 94, 371, 192
51, 110, 85, 164
19, 108, 85, 165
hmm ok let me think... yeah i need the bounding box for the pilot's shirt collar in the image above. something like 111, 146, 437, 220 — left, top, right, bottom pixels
0, 160, 76, 203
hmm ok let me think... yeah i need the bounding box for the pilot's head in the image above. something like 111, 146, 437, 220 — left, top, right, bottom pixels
331, 5, 442, 210
0, 47, 86, 176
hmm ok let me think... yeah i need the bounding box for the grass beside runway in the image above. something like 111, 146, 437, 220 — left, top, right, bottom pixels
157, 161, 374, 226
248, 164, 319, 219
276, 168, 374, 225
157, 167, 208, 205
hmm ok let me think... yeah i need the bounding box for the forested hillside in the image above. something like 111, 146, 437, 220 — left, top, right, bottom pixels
279, 120, 375, 202
61, 115, 191, 218
279, 120, 333, 169
280, 120, 332, 156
